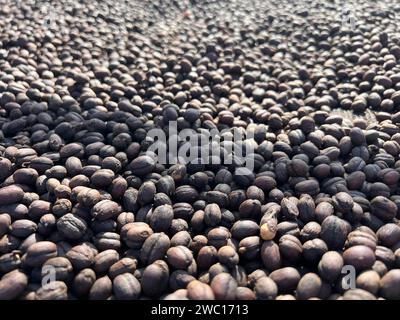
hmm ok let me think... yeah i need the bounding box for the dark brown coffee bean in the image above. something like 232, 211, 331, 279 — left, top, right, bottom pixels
261, 240, 281, 271
28, 200, 52, 220
204, 203, 222, 227
302, 239, 328, 264
296, 273, 323, 300
342, 288, 376, 300
356, 271, 380, 295
13, 168, 38, 185
238, 236, 260, 260
73, 268, 96, 298
113, 273, 141, 300
57, 213, 87, 240
254, 277, 278, 300
332, 192, 354, 213
279, 234, 303, 262
89, 276, 112, 300
108, 257, 137, 279
66, 243, 96, 270
94, 249, 119, 274
343, 245, 376, 271
320, 216, 351, 250
380, 269, 400, 299
217, 245, 239, 267
210, 273, 237, 300
187, 280, 215, 300
377, 223, 400, 247
166, 246, 193, 269
10, 219, 37, 238
94, 232, 121, 251
24, 241, 57, 267
269, 267, 301, 293
300, 222, 321, 242
318, 251, 344, 283
140, 233, 170, 265
36, 281, 68, 300
175, 185, 199, 203
42, 257, 73, 282
370, 196, 397, 221
207, 227, 230, 249
231, 220, 259, 240
0, 270, 28, 300
92, 200, 121, 221
141, 260, 169, 297
0, 214, 11, 238
123, 222, 153, 249
148, 204, 173, 232
239, 199, 261, 219
0, 185, 24, 205
347, 227, 377, 250
235, 287, 256, 300
90, 169, 115, 189
130, 155, 156, 176
0, 251, 21, 274
281, 197, 299, 220
294, 179, 320, 196
169, 270, 195, 291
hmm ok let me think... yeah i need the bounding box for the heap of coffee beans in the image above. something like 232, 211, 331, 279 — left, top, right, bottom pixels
1, 0, 400, 300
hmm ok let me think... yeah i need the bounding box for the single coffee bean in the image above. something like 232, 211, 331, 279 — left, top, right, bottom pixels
380, 269, 400, 299
123, 222, 153, 249
238, 236, 260, 260
0, 270, 28, 300
93, 249, 119, 274
300, 222, 321, 242
279, 234, 303, 262
260, 240, 281, 271
148, 204, 173, 232
57, 213, 87, 240
140, 233, 170, 265
186, 280, 215, 300
342, 288, 376, 300
141, 260, 169, 297
24, 241, 58, 267
204, 203, 222, 227
0, 251, 21, 274
376, 223, 400, 247
356, 270, 380, 295
0, 214, 11, 238
73, 268, 96, 298
231, 220, 259, 240
89, 276, 112, 300
0, 185, 25, 205
217, 245, 239, 267
169, 270, 196, 291
66, 243, 96, 270
318, 251, 344, 283
320, 216, 351, 250
236, 287, 256, 300
332, 192, 354, 213
302, 239, 328, 264
210, 273, 237, 300
166, 246, 193, 269
254, 277, 278, 300
113, 273, 141, 300
269, 267, 301, 293
370, 196, 397, 221
281, 197, 299, 220
296, 273, 323, 300
343, 245, 376, 271
92, 200, 121, 221
36, 281, 68, 300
